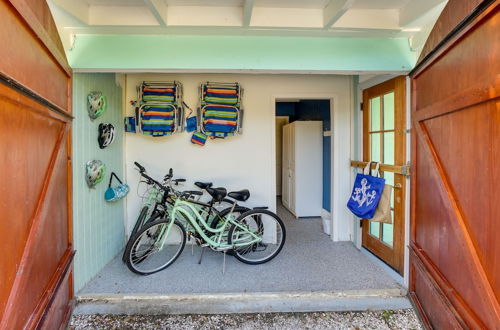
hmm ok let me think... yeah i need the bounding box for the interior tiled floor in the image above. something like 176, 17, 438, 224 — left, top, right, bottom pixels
79, 200, 400, 294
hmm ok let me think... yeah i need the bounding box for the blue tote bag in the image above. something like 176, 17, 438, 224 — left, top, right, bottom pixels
347, 162, 385, 219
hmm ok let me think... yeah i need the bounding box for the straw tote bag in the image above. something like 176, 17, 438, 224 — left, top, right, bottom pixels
370, 167, 393, 224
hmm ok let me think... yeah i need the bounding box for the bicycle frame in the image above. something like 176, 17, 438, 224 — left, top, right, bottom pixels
158, 198, 261, 251
138, 185, 163, 226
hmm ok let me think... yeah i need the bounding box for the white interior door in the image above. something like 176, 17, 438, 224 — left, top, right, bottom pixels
282, 124, 291, 208
275, 116, 289, 196
289, 123, 296, 212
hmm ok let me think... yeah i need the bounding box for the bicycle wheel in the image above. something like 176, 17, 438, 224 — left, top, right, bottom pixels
122, 207, 165, 262
125, 219, 186, 275
228, 210, 286, 265
130, 206, 149, 238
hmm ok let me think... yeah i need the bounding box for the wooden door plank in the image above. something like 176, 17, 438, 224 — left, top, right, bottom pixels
30, 250, 74, 329
416, 0, 490, 65
414, 121, 500, 326
0, 0, 73, 328
413, 82, 500, 123
410, 250, 467, 329
7, 0, 71, 75
0, 121, 69, 329
0, 1, 71, 112
411, 244, 486, 329
410, 1, 500, 327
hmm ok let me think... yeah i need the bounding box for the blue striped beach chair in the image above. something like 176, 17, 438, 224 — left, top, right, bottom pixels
137, 81, 184, 136
197, 82, 244, 138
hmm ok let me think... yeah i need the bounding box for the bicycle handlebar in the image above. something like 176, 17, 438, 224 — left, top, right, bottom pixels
134, 161, 146, 173
172, 178, 186, 185
142, 172, 168, 191
134, 162, 186, 197
134, 162, 169, 192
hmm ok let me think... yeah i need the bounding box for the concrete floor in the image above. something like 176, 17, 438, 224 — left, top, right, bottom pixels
79, 201, 401, 295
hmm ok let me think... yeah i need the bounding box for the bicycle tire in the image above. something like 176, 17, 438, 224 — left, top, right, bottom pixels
228, 209, 286, 265
122, 206, 153, 262
130, 206, 149, 238
124, 219, 186, 275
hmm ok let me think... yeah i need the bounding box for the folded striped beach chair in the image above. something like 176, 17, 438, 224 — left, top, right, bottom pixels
140, 103, 176, 136
197, 82, 243, 139
137, 81, 184, 135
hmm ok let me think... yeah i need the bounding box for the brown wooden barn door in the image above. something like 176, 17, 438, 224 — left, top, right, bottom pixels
410, 1, 500, 328
0, 0, 73, 329
361, 76, 406, 275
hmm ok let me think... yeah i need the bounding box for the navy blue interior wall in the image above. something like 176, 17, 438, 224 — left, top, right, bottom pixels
275, 102, 296, 117
276, 100, 331, 212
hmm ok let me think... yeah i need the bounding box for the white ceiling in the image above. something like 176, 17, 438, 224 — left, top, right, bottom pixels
166, 0, 244, 7
351, 0, 411, 9
254, 0, 330, 9
48, 0, 448, 57
85, 0, 144, 5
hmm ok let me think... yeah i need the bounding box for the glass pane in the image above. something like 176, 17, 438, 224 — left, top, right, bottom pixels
382, 211, 394, 246
370, 97, 381, 131
383, 132, 395, 165
370, 222, 380, 238
383, 92, 395, 130
384, 172, 394, 186
371, 133, 381, 162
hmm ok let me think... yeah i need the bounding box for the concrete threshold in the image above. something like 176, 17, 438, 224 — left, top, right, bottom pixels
74, 288, 411, 315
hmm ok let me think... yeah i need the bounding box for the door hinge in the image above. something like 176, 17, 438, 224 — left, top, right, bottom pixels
404, 128, 411, 134
401, 162, 411, 176
360, 102, 363, 111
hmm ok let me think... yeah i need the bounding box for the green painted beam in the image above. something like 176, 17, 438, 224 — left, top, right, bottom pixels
68, 35, 416, 72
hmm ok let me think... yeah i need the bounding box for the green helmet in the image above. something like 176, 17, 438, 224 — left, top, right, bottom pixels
86, 160, 105, 188
87, 91, 107, 120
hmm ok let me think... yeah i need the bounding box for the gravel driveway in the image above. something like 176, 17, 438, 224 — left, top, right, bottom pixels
70, 309, 422, 329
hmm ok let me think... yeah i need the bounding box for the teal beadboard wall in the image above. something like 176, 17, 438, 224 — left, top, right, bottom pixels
72, 73, 125, 292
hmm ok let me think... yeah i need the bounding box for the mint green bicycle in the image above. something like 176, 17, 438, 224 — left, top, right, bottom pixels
124, 184, 286, 275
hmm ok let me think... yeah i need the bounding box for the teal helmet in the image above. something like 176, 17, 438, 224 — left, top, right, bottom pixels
87, 91, 107, 120
85, 160, 105, 188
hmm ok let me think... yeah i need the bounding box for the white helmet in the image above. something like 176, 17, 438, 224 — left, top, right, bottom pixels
87, 91, 107, 120
85, 160, 105, 188
98, 123, 115, 149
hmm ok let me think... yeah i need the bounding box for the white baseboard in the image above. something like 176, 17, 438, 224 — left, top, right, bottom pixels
321, 209, 331, 236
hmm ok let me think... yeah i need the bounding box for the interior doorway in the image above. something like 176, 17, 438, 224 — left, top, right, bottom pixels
275, 100, 331, 223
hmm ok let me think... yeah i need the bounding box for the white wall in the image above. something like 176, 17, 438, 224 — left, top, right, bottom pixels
124, 73, 354, 241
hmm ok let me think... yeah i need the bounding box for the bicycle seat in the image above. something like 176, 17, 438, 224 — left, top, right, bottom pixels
228, 189, 250, 202
206, 187, 227, 202
183, 190, 203, 196
195, 181, 213, 190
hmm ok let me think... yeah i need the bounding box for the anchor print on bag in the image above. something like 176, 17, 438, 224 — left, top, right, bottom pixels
347, 162, 385, 219
351, 178, 378, 207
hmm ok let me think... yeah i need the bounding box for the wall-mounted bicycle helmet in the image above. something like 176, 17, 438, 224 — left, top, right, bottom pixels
87, 91, 107, 120
85, 160, 105, 188
98, 123, 115, 149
